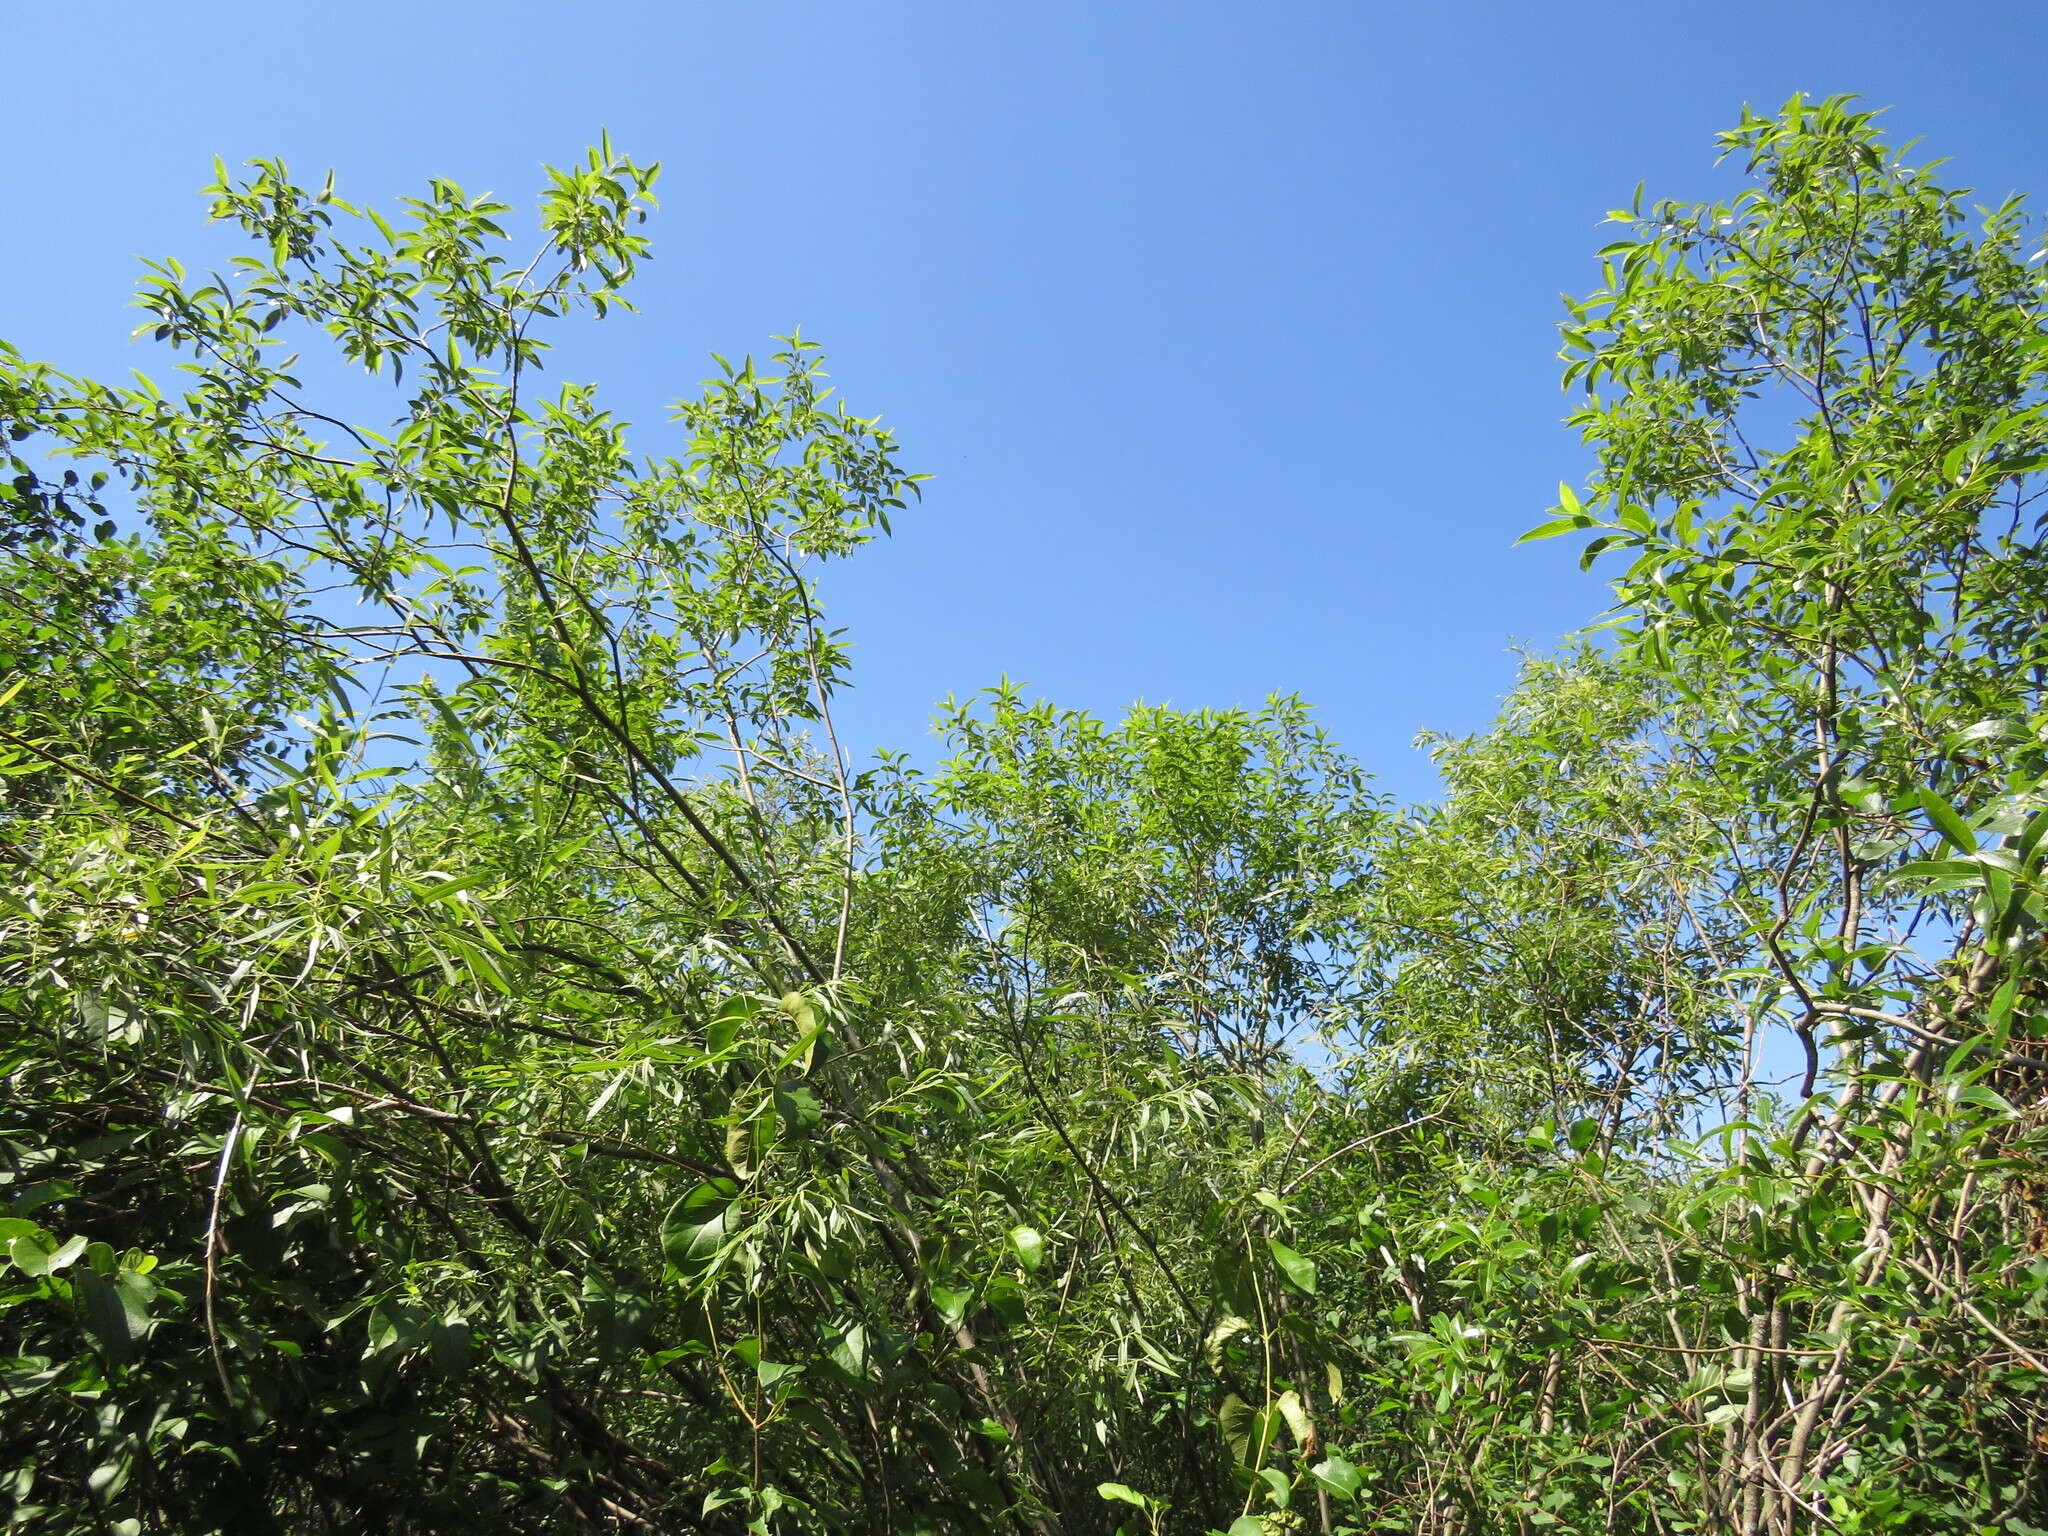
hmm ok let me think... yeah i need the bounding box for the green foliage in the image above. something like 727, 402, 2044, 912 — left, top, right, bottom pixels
3, 96, 2044, 1536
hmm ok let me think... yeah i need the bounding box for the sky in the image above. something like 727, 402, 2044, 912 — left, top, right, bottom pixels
8, 1, 2048, 803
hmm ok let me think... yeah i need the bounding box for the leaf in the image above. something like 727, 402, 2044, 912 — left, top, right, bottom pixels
1257, 1467, 1291, 1507
366, 1301, 427, 1358
45, 1234, 87, 1273
1273, 1389, 1313, 1448
827, 1321, 872, 1380
6, 1231, 81, 1277
932, 1286, 971, 1329
1204, 1314, 1250, 1369
1009, 1225, 1046, 1274
705, 995, 756, 1055
775, 992, 824, 1074
725, 1117, 760, 1180
1217, 1393, 1255, 1464
75, 1269, 149, 1365
89, 1458, 132, 1501
1265, 1238, 1317, 1295
773, 1080, 823, 1136
1218, 1394, 1280, 1467
429, 1314, 474, 1375
1097, 1483, 1157, 1510
662, 1180, 738, 1277
983, 1273, 1027, 1325
1518, 514, 1594, 544
1917, 788, 1977, 853
1310, 1455, 1364, 1500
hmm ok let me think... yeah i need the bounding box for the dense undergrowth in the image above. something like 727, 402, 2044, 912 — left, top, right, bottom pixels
3, 97, 2045, 1534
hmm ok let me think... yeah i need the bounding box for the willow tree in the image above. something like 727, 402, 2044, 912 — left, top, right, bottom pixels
0, 146, 1378, 1535
4, 98, 2046, 1536
1314, 95, 2048, 1534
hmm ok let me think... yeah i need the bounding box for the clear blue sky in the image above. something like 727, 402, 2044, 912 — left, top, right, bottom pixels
9, 2, 2046, 801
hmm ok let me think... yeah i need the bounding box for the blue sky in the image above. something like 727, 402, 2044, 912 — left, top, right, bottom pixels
9, 1, 2046, 802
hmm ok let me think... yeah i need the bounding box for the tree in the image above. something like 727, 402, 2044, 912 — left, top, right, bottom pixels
0, 140, 1370, 1535
3, 97, 2044, 1536
1348, 93, 2048, 1533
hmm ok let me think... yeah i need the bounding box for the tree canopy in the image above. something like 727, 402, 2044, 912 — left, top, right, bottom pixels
2, 96, 2045, 1536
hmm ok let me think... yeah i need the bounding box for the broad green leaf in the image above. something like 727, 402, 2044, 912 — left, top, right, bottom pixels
1009, 1225, 1046, 1274
7, 1232, 66, 1277
1273, 1389, 1312, 1447
1204, 1313, 1250, 1368
75, 1269, 149, 1365
662, 1180, 738, 1277
1310, 1455, 1364, 1500
775, 992, 824, 1074
1217, 1394, 1281, 1467
932, 1286, 971, 1329
1096, 1483, 1158, 1510
1265, 1238, 1317, 1295
773, 1080, 823, 1136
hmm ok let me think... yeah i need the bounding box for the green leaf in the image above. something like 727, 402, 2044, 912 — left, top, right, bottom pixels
1257, 1467, 1291, 1507
429, 1314, 474, 1375
1097, 1483, 1159, 1511
1204, 1313, 1250, 1368
705, 995, 756, 1055
6, 1231, 77, 1277
725, 1116, 763, 1180
773, 1080, 823, 1136
75, 1269, 149, 1365
828, 1321, 872, 1380
1310, 1455, 1364, 1500
1917, 788, 1977, 853
45, 1234, 87, 1273
1517, 513, 1596, 543
1009, 1225, 1046, 1274
1273, 1389, 1312, 1447
775, 992, 824, 1074
1265, 1238, 1317, 1295
1218, 1394, 1282, 1467
983, 1273, 1027, 1324
662, 1180, 738, 1277
1217, 1393, 1255, 1463
932, 1286, 971, 1329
